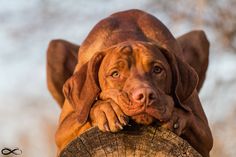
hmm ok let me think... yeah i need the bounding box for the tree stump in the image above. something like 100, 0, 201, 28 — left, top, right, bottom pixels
59, 124, 202, 157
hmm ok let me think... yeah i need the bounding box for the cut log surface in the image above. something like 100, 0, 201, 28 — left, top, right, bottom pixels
60, 125, 202, 157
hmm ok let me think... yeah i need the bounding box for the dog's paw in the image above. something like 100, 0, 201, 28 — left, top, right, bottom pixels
90, 99, 129, 132
161, 107, 193, 136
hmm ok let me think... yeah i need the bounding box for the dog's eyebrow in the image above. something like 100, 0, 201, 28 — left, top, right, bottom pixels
108, 59, 129, 69
140, 51, 169, 69
120, 45, 133, 54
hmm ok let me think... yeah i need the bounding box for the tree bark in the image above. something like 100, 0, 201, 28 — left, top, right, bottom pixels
59, 124, 202, 157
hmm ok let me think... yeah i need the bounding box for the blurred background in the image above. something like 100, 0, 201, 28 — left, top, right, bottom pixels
0, 0, 235, 156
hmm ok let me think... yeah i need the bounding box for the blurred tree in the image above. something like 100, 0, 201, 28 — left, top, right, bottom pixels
146, 0, 236, 52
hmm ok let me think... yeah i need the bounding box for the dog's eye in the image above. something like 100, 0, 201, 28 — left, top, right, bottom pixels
111, 71, 120, 78
153, 65, 163, 74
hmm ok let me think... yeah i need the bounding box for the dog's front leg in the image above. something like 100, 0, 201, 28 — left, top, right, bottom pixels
161, 93, 213, 157
55, 101, 92, 155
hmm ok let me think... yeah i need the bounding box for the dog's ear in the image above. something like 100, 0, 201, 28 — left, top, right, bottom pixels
160, 47, 198, 111
46, 39, 79, 107
177, 30, 209, 91
173, 56, 199, 111
63, 52, 106, 125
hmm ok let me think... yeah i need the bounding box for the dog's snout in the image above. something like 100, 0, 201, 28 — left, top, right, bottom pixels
131, 88, 157, 105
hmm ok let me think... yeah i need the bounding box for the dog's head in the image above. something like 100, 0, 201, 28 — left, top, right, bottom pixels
63, 41, 198, 125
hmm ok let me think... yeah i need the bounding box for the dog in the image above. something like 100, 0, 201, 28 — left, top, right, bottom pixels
46, 9, 213, 157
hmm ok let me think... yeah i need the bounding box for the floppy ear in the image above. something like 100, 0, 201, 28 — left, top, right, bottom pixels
177, 30, 209, 91
63, 52, 106, 125
46, 39, 79, 107
159, 47, 198, 111
173, 56, 199, 111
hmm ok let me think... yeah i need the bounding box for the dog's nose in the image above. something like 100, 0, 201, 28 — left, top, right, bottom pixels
131, 88, 157, 105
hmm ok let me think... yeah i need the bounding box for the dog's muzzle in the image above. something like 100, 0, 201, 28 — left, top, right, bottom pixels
130, 87, 157, 107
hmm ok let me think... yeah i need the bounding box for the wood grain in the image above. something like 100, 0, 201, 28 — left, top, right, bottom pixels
60, 124, 202, 157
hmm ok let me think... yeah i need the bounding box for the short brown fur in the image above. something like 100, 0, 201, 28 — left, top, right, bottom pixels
46, 9, 212, 157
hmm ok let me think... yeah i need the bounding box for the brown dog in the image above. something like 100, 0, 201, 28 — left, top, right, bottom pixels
47, 9, 213, 157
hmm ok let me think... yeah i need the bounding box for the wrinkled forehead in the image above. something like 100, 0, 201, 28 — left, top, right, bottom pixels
103, 42, 168, 65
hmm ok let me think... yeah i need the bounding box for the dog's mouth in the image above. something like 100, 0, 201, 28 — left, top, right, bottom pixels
99, 89, 174, 122
118, 91, 174, 122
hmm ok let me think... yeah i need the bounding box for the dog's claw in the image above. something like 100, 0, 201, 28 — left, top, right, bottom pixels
120, 115, 129, 125
116, 122, 123, 130
104, 123, 110, 132
124, 116, 130, 125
